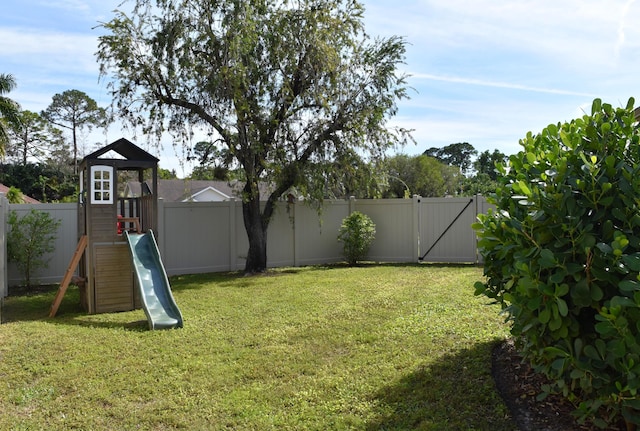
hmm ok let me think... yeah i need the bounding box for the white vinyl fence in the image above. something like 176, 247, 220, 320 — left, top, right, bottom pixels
1, 195, 492, 291
0, 195, 7, 303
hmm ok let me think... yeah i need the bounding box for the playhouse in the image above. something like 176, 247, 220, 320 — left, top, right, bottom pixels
75, 138, 159, 313
48, 138, 183, 328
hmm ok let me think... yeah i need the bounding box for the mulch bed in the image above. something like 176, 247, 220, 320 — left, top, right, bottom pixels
491, 339, 628, 431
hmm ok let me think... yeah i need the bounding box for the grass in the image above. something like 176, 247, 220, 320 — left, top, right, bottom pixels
0, 264, 514, 431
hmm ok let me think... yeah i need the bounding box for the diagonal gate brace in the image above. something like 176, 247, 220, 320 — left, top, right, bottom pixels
419, 198, 474, 261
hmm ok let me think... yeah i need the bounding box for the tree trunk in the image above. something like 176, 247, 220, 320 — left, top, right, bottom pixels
242, 197, 268, 273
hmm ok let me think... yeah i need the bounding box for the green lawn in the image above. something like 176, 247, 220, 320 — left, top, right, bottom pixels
0, 264, 514, 431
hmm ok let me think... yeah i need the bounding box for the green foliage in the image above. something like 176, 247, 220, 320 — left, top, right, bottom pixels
6, 186, 24, 203
190, 165, 229, 181
457, 172, 500, 196
474, 97, 640, 428
7, 209, 61, 288
383, 153, 461, 198
338, 211, 376, 265
0, 73, 21, 157
304, 148, 385, 199
187, 140, 231, 181
474, 149, 508, 181
0, 163, 77, 202
6, 110, 61, 166
158, 167, 178, 179
41, 89, 109, 174
424, 142, 478, 174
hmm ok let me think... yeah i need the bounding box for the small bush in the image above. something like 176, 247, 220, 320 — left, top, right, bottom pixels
338, 211, 376, 265
7, 209, 61, 288
474, 98, 640, 429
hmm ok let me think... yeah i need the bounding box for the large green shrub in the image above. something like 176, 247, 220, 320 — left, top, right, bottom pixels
338, 211, 376, 265
474, 98, 640, 428
7, 209, 61, 288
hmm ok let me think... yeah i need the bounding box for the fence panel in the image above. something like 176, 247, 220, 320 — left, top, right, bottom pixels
3, 196, 492, 286
7, 203, 77, 286
293, 200, 348, 266
160, 201, 235, 275
355, 198, 417, 262
265, 202, 296, 268
0, 196, 6, 298
418, 197, 478, 263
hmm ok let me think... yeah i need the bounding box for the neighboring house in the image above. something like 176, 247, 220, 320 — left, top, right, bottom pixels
0, 183, 40, 204
124, 179, 273, 202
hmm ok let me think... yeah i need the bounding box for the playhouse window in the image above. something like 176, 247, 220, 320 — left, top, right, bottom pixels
91, 166, 113, 204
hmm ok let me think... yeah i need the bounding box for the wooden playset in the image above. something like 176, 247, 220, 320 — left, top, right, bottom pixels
50, 138, 182, 329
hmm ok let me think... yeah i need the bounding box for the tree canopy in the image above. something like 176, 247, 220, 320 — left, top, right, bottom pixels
0, 163, 76, 203
97, 0, 411, 272
41, 89, 109, 174
473, 149, 507, 180
188, 140, 232, 180
424, 142, 477, 174
7, 110, 62, 166
383, 154, 460, 198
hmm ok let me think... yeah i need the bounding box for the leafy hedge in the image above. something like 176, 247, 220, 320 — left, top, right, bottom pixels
474, 98, 640, 428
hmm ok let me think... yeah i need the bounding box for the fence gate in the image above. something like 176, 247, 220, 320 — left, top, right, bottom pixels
417, 196, 483, 263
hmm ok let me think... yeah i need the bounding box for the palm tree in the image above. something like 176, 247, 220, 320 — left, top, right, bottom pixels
0, 73, 21, 157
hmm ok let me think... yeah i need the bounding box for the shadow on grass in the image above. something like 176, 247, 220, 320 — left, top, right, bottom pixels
1, 287, 149, 331
1, 288, 68, 323
64, 317, 149, 331
168, 262, 479, 291
366, 341, 516, 431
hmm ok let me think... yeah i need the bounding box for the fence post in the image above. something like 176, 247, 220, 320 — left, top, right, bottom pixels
229, 198, 237, 271
348, 196, 356, 214
412, 195, 421, 262
291, 198, 297, 267
475, 194, 486, 265
475, 194, 479, 264
157, 198, 165, 257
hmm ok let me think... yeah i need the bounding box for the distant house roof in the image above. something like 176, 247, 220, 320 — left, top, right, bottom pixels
0, 183, 40, 204
124, 179, 273, 202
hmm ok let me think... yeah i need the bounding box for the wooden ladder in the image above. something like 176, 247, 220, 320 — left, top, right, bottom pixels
49, 235, 87, 318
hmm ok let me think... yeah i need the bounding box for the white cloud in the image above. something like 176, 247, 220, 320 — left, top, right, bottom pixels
0, 28, 99, 71
366, 0, 639, 75
410, 73, 598, 98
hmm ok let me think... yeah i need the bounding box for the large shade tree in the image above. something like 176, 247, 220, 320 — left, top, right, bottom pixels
0, 73, 21, 157
97, 0, 411, 272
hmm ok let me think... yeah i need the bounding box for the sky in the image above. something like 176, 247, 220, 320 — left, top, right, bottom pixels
3, 0, 640, 177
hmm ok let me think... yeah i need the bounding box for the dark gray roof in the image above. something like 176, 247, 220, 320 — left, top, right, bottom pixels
125, 179, 273, 202
83, 138, 159, 163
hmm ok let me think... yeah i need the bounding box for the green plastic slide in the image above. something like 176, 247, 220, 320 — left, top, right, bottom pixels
124, 230, 183, 330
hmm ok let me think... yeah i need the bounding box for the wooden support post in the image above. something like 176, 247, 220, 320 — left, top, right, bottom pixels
49, 235, 88, 318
